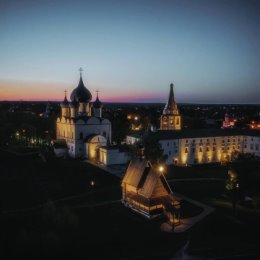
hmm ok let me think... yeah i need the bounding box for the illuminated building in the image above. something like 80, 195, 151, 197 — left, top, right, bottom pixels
55, 69, 111, 159
222, 113, 236, 128
122, 158, 180, 219
127, 83, 260, 165
160, 83, 181, 130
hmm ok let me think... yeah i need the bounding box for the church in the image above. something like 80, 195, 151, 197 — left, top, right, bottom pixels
122, 156, 180, 220
53, 70, 128, 165
127, 83, 260, 166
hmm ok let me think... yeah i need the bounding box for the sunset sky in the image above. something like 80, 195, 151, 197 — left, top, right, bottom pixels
0, 0, 259, 103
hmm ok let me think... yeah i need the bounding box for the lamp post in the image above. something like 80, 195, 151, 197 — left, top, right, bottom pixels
90, 180, 95, 212
233, 182, 239, 216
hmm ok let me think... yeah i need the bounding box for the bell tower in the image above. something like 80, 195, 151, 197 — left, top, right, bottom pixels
160, 83, 181, 130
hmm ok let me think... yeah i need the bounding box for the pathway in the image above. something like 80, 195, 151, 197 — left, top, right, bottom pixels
161, 192, 215, 233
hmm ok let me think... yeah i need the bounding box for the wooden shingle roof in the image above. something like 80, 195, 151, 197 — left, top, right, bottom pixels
122, 159, 173, 199
122, 159, 147, 187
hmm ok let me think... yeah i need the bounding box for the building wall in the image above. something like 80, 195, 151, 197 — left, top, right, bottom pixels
99, 147, 129, 165
56, 116, 111, 158
244, 135, 260, 157
126, 135, 141, 145
160, 135, 247, 166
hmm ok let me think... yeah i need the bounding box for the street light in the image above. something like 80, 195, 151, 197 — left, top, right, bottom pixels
90, 180, 95, 212
158, 165, 165, 175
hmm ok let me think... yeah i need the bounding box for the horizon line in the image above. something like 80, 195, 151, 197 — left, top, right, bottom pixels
0, 99, 259, 106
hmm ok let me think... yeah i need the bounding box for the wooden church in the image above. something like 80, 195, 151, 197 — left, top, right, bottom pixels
121, 158, 180, 219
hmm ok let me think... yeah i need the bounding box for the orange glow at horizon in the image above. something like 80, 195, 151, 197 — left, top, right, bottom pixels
0, 80, 165, 103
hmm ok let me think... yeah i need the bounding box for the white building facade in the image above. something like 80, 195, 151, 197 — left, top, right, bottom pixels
56, 71, 112, 159
127, 83, 260, 166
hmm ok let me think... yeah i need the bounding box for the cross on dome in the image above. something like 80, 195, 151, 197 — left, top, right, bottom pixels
79, 67, 83, 77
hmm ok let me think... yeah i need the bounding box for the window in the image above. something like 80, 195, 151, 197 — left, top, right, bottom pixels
228, 139, 230, 142
213, 147, 215, 151
199, 147, 202, 152
169, 151, 171, 155
250, 144, 254, 150
176, 118, 179, 125
192, 148, 195, 153
186, 140, 188, 143
206, 147, 209, 152
185, 148, 188, 153
79, 132, 83, 139
256, 144, 259, 151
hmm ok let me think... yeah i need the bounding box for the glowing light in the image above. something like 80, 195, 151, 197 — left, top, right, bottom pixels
158, 165, 164, 173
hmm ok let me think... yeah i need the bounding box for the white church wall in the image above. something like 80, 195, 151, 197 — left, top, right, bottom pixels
99, 147, 129, 165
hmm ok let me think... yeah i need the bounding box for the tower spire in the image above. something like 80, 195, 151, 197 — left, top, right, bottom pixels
164, 83, 178, 115
160, 83, 181, 130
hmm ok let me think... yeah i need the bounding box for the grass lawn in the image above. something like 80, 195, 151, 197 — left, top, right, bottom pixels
169, 177, 260, 259
0, 151, 189, 259
1, 150, 260, 259
167, 164, 228, 179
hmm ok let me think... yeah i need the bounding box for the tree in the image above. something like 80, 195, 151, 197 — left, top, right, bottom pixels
143, 135, 167, 165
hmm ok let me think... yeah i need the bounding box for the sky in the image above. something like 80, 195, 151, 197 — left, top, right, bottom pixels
0, 0, 259, 103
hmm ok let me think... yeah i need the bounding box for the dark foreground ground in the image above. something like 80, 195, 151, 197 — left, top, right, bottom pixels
0, 149, 260, 259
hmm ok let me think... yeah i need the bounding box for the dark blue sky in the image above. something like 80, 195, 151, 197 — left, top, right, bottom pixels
0, 0, 259, 103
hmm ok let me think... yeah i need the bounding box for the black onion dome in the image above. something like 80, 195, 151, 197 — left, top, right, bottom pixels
70, 76, 92, 102
61, 94, 69, 107
93, 95, 102, 109
69, 96, 79, 108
